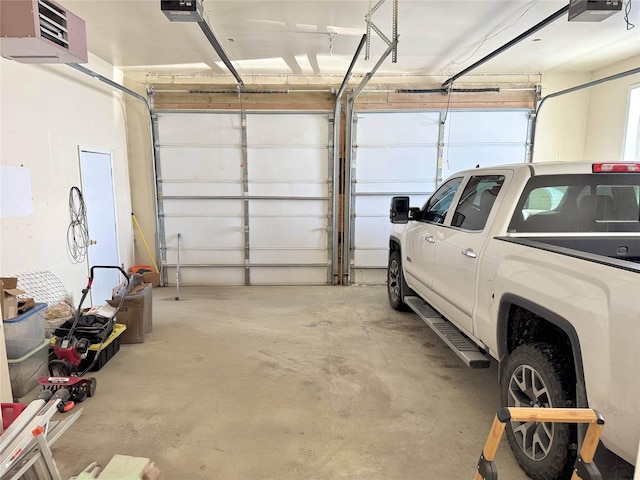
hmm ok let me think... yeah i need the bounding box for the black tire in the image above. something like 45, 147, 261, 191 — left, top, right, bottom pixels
74, 388, 88, 403
387, 249, 413, 311
87, 377, 97, 397
501, 343, 577, 480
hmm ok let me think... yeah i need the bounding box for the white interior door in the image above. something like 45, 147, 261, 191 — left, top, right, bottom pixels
80, 149, 120, 305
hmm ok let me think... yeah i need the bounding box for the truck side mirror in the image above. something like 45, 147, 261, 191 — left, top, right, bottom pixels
390, 196, 411, 224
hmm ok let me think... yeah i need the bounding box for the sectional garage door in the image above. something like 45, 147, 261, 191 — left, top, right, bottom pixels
349, 109, 531, 284
156, 111, 332, 285
350, 112, 440, 284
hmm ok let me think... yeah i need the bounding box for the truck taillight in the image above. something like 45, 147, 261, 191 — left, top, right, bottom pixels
592, 163, 640, 173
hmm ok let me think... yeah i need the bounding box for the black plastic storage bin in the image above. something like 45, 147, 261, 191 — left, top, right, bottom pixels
79, 335, 121, 372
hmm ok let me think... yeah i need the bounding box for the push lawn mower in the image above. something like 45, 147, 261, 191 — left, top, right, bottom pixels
38, 265, 138, 403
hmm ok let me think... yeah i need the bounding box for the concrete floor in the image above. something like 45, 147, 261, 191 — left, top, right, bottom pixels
46, 285, 535, 479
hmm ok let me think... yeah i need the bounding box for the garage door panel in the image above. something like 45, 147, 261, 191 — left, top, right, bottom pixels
162, 183, 242, 197
355, 195, 430, 216
354, 181, 437, 195
250, 216, 327, 249
164, 267, 244, 285
350, 109, 529, 285
352, 112, 440, 284
157, 113, 241, 145
445, 111, 529, 142
163, 199, 244, 216
245, 113, 331, 283
354, 217, 389, 249
248, 114, 328, 145
249, 267, 328, 285
163, 217, 243, 249
248, 148, 328, 181
357, 112, 440, 145
158, 112, 332, 285
165, 249, 244, 265
248, 183, 328, 197
249, 199, 328, 216
443, 145, 526, 178
354, 249, 387, 268
160, 147, 242, 180
250, 249, 328, 264
355, 146, 438, 184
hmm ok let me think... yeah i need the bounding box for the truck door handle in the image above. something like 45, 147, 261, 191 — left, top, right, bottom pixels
461, 248, 477, 258
425, 235, 436, 243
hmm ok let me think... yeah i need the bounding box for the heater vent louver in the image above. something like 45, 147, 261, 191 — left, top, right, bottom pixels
38, 0, 69, 49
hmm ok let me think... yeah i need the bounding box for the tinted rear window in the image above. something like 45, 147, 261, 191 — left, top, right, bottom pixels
509, 174, 640, 233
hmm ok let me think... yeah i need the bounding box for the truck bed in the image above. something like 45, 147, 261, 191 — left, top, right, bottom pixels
495, 236, 640, 270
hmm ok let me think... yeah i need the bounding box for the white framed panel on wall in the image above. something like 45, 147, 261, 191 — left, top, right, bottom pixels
351, 112, 440, 284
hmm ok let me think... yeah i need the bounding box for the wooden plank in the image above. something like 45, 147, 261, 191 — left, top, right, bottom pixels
153, 103, 333, 111
481, 414, 507, 462
150, 82, 536, 112
355, 101, 535, 110
388, 90, 535, 103
579, 423, 604, 463
508, 407, 600, 424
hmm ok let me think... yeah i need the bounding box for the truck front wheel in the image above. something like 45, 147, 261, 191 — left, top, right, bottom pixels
501, 343, 577, 480
388, 250, 412, 311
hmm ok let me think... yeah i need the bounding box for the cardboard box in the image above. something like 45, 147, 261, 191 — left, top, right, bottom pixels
1, 278, 25, 321
107, 283, 152, 343
142, 271, 160, 287
128, 266, 160, 287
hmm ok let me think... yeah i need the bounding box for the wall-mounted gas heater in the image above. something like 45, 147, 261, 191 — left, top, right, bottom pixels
0, 0, 87, 63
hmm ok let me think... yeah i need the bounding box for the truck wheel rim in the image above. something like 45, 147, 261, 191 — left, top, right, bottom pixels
507, 364, 554, 461
388, 260, 400, 301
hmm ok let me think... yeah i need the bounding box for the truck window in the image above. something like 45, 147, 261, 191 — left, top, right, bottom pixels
509, 174, 640, 233
523, 186, 568, 218
421, 177, 463, 224
451, 175, 505, 231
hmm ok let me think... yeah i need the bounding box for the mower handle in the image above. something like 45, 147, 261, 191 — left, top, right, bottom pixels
89, 265, 130, 285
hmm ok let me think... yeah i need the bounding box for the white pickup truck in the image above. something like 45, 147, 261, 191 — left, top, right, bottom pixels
387, 162, 639, 480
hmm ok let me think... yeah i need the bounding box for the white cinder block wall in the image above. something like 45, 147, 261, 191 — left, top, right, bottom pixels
0, 53, 134, 303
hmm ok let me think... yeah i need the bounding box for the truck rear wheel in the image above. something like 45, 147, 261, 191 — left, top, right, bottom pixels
387, 250, 412, 311
501, 343, 577, 480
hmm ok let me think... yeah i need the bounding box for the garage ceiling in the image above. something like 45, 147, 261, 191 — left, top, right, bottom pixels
59, 0, 640, 78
